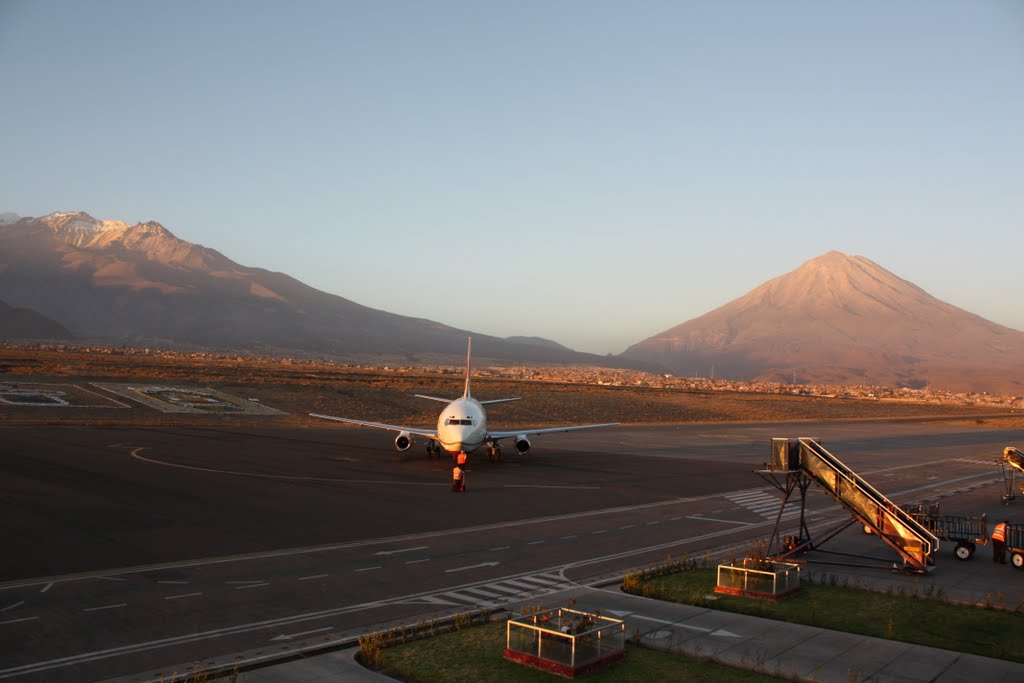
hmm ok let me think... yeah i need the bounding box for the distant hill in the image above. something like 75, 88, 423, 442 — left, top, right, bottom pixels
0, 212, 613, 365
620, 251, 1024, 394
0, 299, 73, 340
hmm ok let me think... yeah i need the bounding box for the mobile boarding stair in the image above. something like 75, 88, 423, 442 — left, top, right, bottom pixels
1000, 447, 1024, 505
757, 438, 940, 572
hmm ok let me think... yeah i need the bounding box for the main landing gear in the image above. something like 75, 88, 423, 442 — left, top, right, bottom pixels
488, 445, 503, 462
426, 443, 443, 459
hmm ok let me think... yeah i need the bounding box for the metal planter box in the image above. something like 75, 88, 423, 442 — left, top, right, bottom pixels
716, 560, 802, 600
505, 608, 626, 678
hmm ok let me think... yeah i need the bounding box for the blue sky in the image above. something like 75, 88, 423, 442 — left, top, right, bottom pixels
2, 1, 1021, 354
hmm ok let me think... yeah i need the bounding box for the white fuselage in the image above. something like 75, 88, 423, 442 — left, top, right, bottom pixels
437, 397, 488, 455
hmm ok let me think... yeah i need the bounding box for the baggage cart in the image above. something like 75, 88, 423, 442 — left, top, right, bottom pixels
1007, 524, 1024, 569
904, 504, 987, 561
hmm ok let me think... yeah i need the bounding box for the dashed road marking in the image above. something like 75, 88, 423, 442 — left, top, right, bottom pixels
164, 593, 203, 601
84, 604, 127, 612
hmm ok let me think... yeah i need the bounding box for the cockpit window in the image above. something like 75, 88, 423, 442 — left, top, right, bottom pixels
445, 417, 474, 426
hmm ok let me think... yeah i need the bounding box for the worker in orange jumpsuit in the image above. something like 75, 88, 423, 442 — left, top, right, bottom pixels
456, 451, 467, 468
451, 464, 465, 492
991, 520, 1008, 564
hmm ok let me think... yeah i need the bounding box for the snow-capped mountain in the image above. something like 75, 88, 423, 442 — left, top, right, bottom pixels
0, 212, 606, 364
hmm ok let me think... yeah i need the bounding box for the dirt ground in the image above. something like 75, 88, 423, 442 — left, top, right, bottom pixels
1, 348, 1020, 428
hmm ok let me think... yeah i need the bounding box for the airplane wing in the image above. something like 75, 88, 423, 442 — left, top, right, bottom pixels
413, 394, 452, 403
486, 423, 619, 440
309, 413, 438, 439
415, 395, 521, 406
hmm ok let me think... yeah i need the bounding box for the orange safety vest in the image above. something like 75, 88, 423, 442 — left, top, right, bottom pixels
992, 523, 1007, 542
457, 452, 467, 466
452, 467, 463, 481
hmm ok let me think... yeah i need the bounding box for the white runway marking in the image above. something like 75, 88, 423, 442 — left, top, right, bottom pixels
234, 583, 269, 590
83, 603, 126, 612
445, 561, 499, 573
164, 593, 202, 601
298, 574, 329, 581
405, 559, 430, 565
0, 616, 38, 626
39, 583, 53, 593
355, 566, 382, 572
128, 448, 444, 487
374, 546, 428, 556
0, 602, 24, 613
503, 484, 601, 490
270, 626, 334, 642
686, 515, 752, 526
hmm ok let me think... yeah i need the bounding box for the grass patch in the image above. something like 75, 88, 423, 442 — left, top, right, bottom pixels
373, 621, 779, 682
625, 566, 1024, 663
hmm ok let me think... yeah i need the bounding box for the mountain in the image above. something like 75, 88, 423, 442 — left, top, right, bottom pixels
0, 212, 610, 364
0, 299, 73, 340
620, 251, 1024, 394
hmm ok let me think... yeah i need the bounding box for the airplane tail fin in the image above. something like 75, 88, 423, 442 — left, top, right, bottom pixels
463, 337, 472, 399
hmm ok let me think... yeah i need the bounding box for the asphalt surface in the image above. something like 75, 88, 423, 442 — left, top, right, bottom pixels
1, 419, 1022, 682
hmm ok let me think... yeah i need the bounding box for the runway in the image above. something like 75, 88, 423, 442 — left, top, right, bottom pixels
1, 420, 1021, 682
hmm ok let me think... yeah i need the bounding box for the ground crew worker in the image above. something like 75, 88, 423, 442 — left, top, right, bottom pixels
452, 465, 465, 493
992, 520, 1008, 564
456, 451, 467, 468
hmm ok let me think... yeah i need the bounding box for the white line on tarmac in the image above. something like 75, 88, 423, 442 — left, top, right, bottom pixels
96, 576, 126, 582
490, 546, 510, 551
503, 484, 601, 490
164, 593, 202, 601
0, 602, 23, 613
39, 583, 53, 593
234, 583, 269, 590
374, 546, 428, 556
129, 448, 445, 487
405, 559, 430, 565
686, 515, 753, 526
527, 540, 545, 545
355, 566, 382, 572
0, 616, 37, 626
298, 574, 329, 581
83, 604, 126, 612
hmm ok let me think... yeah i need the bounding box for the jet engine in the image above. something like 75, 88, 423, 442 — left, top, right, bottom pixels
394, 432, 412, 452
513, 435, 531, 455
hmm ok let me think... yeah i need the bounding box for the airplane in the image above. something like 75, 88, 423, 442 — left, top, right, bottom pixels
310, 338, 618, 461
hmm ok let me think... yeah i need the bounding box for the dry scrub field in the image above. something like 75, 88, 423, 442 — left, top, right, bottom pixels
1, 348, 1019, 428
